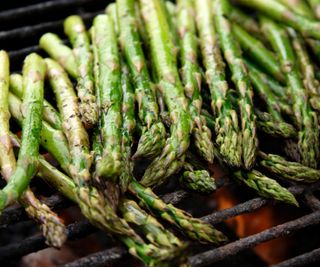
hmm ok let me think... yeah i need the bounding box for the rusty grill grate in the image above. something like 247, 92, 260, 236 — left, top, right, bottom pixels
0, 0, 320, 266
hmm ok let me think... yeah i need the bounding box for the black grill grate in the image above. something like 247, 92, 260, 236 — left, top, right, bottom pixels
0, 1, 320, 267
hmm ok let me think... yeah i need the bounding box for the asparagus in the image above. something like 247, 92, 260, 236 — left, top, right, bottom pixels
0, 53, 45, 211
139, 0, 192, 187
261, 17, 319, 168
259, 152, 320, 183
180, 169, 216, 195
278, 0, 313, 17
229, 7, 262, 38
215, 0, 258, 169
232, 24, 285, 82
120, 198, 184, 250
106, 3, 119, 34
117, 0, 166, 160
119, 63, 136, 193
177, 0, 214, 163
308, 0, 320, 19
8, 92, 71, 174
0, 52, 66, 247
45, 58, 92, 187
64, 15, 98, 129
255, 110, 297, 138
288, 28, 320, 112
37, 158, 176, 265
9, 73, 62, 130
195, 0, 242, 168
91, 15, 123, 183
39, 33, 78, 79
236, 0, 320, 39
234, 170, 298, 206
129, 180, 227, 244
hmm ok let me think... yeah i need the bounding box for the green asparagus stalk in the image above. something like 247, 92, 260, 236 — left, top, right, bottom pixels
9, 73, 62, 130
45, 58, 92, 187
39, 33, 78, 79
234, 169, 298, 206
255, 110, 297, 138
259, 151, 320, 183
215, 0, 258, 169
236, 0, 320, 39
288, 28, 320, 112
0, 52, 66, 247
177, 0, 214, 163
278, 0, 313, 17
195, 0, 242, 168
128, 180, 227, 244
0, 53, 45, 211
139, 0, 192, 187
120, 198, 184, 250
245, 62, 297, 137
260, 17, 319, 168
180, 169, 216, 195
119, 62, 136, 193
91, 15, 123, 183
64, 15, 98, 129
8, 92, 70, 174
106, 3, 119, 34
117, 0, 166, 160
229, 7, 262, 38
232, 24, 285, 82
307, 0, 320, 19
37, 158, 176, 265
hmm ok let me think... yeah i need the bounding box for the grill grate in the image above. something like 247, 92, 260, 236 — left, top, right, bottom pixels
0, 1, 320, 267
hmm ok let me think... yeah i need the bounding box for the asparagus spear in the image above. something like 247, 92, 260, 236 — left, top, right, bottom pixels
177, 0, 214, 163
0, 52, 66, 247
307, 0, 320, 19
64, 15, 98, 129
232, 24, 285, 82
260, 17, 319, 168
259, 152, 320, 183
278, 0, 313, 17
39, 33, 78, 79
229, 7, 262, 38
117, 0, 166, 160
119, 62, 136, 193
0, 53, 45, 211
215, 0, 258, 169
245, 62, 297, 137
106, 3, 119, 34
195, 0, 242, 168
139, 0, 192, 187
234, 170, 298, 206
255, 110, 297, 138
91, 15, 123, 183
288, 28, 320, 112
45, 58, 92, 187
9, 73, 62, 130
236, 0, 320, 39
129, 180, 227, 244
36, 158, 176, 265
120, 198, 184, 250
180, 169, 216, 195
8, 92, 71, 174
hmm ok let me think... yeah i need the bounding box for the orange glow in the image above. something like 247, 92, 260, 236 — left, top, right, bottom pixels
214, 186, 291, 265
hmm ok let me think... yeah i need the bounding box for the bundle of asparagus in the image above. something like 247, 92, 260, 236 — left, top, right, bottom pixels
1, 0, 320, 265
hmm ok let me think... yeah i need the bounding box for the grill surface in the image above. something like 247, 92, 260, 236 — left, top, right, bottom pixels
0, 1, 320, 267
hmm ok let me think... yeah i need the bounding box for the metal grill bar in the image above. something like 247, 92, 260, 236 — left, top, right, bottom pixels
271, 247, 320, 267
0, 11, 101, 47
0, 0, 102, 23
0, 221, 95, 260
189, 210, 320, 267
62, 247, 129, 267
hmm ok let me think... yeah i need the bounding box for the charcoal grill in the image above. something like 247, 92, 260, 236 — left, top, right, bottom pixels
1, 1, 320, 266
